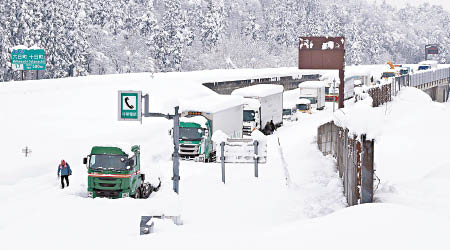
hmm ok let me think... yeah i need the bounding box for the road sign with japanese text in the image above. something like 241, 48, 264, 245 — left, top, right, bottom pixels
118, 91, 142, 121
11, 49, 45, 70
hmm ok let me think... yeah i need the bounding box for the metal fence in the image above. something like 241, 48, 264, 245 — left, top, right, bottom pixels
362, 67, 450, 107
367, 83, 394, 107
317, 121, 374, 206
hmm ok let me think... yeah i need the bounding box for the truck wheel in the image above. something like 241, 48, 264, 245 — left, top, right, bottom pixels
133, 187, 141, 199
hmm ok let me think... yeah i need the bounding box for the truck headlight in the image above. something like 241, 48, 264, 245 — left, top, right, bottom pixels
88, 191, 93, 198
122, 193, 129, 198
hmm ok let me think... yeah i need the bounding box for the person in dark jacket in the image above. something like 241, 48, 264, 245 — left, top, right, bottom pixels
263, 121, 272, 135
57, 160, 72, 189
270, 120, 276, 132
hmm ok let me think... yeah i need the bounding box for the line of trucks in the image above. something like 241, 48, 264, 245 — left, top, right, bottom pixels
178, 82, 335, 162
84, 81, 341, 199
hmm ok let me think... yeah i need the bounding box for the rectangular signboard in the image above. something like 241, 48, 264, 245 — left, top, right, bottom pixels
118, 91, 142, 121
11, 49, 45, 70
298, 37, 345, 70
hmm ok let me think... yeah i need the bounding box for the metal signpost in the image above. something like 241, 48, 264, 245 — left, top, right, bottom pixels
333, 79, 336, 112
11, 48, 45, 80
118, 91, 180, 194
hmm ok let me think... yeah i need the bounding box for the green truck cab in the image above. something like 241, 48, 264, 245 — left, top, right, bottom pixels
179, 116, 213, 162
83, 145, 155, 199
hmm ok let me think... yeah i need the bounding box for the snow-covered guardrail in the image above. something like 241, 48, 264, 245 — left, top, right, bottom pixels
395, 67, 450, 89
212, 130, 267, 183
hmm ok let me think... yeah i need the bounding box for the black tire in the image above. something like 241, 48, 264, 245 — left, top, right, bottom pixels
133, 187, 141, 199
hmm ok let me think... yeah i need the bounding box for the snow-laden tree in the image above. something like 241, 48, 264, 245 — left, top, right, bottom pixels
154, 0, 190, 72
200, 0, 225, 50
242, 11, 262, 41
265, 0, 297, 48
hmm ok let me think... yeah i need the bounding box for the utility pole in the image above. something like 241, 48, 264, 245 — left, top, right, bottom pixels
142, 94, 180, 194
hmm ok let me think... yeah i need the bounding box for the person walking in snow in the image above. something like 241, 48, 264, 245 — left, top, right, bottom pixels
269, 120, 276, 133
263, 121, 272, 135
57, 159, 72, 189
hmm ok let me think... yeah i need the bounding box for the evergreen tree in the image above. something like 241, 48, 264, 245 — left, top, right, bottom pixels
200, 0, 225, 50
154, 0, 189, 72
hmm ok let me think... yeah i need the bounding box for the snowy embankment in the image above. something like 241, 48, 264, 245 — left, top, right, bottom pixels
335, 87, 450, 227
1, 68, 449, 249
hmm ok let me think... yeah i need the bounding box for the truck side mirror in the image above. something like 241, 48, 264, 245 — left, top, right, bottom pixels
83, 157, 87, 165
128, 159, 135, 167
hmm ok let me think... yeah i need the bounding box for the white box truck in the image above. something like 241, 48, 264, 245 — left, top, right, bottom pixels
179, 95, 244, 162
283, 89, 299, 121
231, 84, 284, 135
298, 81, 325, 110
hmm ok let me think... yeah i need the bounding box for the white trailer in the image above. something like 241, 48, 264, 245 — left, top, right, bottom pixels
231, 84, 284, 135
298, 81, 326, 110
179, 95, 244, 161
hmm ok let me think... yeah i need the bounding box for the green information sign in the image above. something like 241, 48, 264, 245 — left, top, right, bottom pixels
11, 48, 45, 70
118, 91, 142, 121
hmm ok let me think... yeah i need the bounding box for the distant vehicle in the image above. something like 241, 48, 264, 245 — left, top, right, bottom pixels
298, 81, 326, 110
381, 72, 396, 79
418, 60, 438, 71
283, 107, 298, 121
418, 65, 431, 71
296, 98, 312, 114
83, 145, 160, 199
399, 67, 410, 75
283, 89, 299, 121
179, 95, 243, 162
232, 84, 284, 135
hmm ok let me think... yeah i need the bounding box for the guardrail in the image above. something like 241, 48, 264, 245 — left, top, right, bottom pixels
395, 67, 450, 88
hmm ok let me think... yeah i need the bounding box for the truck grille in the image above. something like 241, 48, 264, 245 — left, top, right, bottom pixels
243, 126, 252, 136
179, 144, 200, 156
94, 189, 121, 198
99, 183, 116, 187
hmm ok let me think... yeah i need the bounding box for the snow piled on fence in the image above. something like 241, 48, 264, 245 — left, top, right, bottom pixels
333, 87, 450, 227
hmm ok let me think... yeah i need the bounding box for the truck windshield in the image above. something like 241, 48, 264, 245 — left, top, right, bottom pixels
180, 127, 203, 140
243, 110, 255, 122
283, 109, 292, 116
296, 104, 309, 110
89, 155, 128, 171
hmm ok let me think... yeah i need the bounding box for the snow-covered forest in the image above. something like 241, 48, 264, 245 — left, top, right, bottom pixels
1, 0, 449, 81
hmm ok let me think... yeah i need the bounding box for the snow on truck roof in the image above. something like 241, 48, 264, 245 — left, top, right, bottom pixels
298, 81, 327, 88
297, 98, 311, 104
180, 116, 208, 128
180, 94, 244, 113
231, 84, 284, 97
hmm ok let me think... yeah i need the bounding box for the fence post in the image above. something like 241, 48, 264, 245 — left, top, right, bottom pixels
254, 140, 259, 178
220, 141, 225, 184
361, 135, 374, 203
343, 129, 349, 204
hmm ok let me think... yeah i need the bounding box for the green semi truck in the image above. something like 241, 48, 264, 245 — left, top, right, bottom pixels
178, 95, 244, 162
83, 145, 159, 199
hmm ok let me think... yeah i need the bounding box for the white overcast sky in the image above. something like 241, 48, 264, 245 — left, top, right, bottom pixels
368, 0, 450, 11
